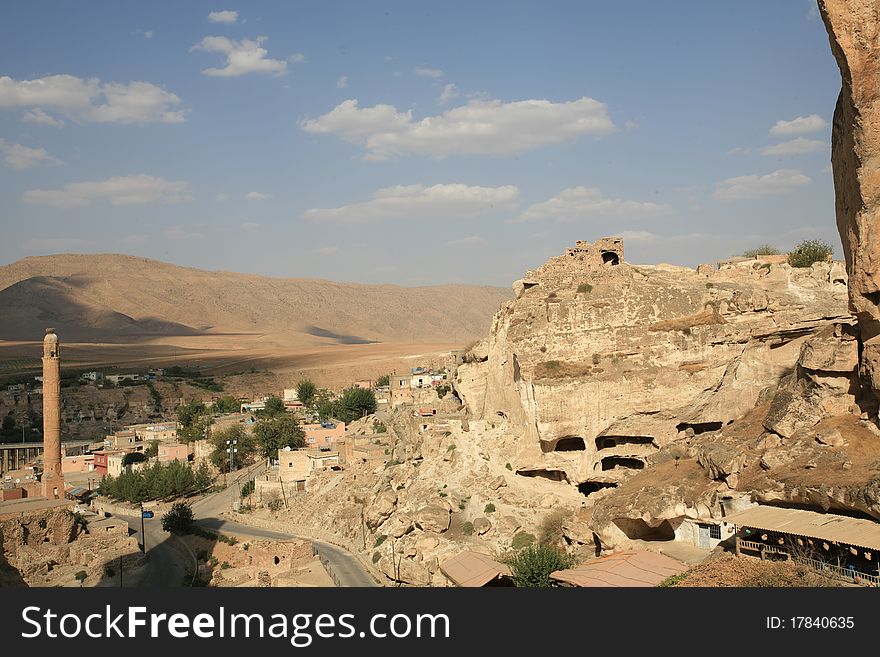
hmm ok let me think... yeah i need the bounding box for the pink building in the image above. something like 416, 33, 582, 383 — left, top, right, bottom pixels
62, 454, 94, 474
158, 443, 191, 463
302, 422, 345, 448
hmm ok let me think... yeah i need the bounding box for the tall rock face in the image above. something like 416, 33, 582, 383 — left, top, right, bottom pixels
819, 0, 880, 396
455, 240, 851, 492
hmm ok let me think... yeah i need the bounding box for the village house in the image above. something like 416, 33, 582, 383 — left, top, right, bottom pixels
92, 449, 126, 476
277, 447, 340, 491
302, 421, 345, 448
61, 454, 94, 474
158, 442, 191, 464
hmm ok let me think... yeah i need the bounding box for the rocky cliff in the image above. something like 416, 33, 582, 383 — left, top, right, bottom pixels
820, 0, 880, 399
455, 241, 851, 496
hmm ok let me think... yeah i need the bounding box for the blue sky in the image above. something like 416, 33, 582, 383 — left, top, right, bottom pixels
0, 1, 842, 286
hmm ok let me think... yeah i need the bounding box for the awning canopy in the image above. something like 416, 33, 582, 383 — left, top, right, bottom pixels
723, 506, 880, 551
551, 550, 687, 587
439, 550, 511, 587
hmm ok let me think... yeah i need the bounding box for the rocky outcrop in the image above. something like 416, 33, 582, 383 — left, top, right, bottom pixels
819, 0, 880, 399
455, 241, 850, 491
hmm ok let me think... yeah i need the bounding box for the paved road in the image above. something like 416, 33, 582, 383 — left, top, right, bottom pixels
116, 462, 377, 587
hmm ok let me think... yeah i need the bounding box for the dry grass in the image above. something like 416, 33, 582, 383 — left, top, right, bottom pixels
671, 554, 843, 587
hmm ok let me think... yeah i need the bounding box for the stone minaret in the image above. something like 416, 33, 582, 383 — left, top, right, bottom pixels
41, 328, 63, 499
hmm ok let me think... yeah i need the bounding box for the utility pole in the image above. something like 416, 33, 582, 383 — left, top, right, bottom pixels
119, 555, 123, 587
139, 502, 146, 553
226, 439, 237, 488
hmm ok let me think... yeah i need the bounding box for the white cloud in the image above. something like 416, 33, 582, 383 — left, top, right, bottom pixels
712, 168, 811, 201
208, 10, 238, 24
617, 230, 657, 242
446, 235, 487, 248
336, 76, 349, 89
312, 246, 340, 255
304, 183, 519, 224
770, 114, 827, 136
513, 186, 671, 223
120, 234, 149, 245
0, 139, 60, 169
240, 222, 260, 232
624, 120, 640, 131
0, 75, 184, 124
22, 237, 92, 251
23, 174, 192, 208
246, 191, 271, 200
301, 96, 615, 159
438, 83, 459, 105
414, 67, 443, 78
215, 192, 228, 201
289, 52, 306, 64
21, 108, 64, 127
726, 146, 751, 156
191, 36, 287, 77
163, 225, 202, 240
761, 137, 828, 156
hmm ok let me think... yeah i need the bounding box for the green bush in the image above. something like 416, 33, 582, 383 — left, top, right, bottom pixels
740, 244, 781, 258
788, 239, 834, 268
377, 374, 390, 387
161, 501, 194, 534
577, 283, 593, 294
75, 570, 88, 584
658, 573, 688, 587
372, 551, 381, 564
511, 531, 536, 550
506, 544, 574, 587
484, 502, 495, 513
505, 463, 512, 471
374, 534, 387, 547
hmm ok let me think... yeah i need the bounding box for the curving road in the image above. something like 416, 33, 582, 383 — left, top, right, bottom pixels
117, 462, 377, 587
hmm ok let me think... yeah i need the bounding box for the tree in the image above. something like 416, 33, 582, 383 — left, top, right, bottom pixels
315, 389, 335, 422
788, 239, 834, 268
261, 395, 286, 417
144, 439, 159, 458
295, 379, 317, 407
122, 452, 147, 467
740, 244, 781, 258
334, 387, 377, 423
0, 414, 15, 438
212, 395, 240, 414
506, 544, 574, 587
177, 399, 209, 442
161, 501, 194, 534
377, 374, 390, 387
209, 424, 256, 471
254, 413, 305, 458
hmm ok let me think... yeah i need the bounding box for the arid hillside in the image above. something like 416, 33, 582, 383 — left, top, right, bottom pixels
0, 254, 512, 345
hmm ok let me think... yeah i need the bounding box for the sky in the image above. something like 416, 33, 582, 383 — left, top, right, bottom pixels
0, 1, 844, 287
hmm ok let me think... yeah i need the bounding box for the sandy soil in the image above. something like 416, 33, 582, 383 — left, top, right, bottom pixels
0, 336, 463, 389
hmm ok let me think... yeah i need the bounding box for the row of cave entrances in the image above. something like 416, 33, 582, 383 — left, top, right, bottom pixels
542, 434, 656, 453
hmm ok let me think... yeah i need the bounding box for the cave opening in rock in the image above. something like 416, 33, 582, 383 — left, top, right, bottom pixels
675, 421, 723, 435
595, 435, 655, 450
516, 468, 569, 483
553, 436, 586, 451
522, 282, 539, 291
599, 456, 645, 471
577, 481, 618, 497
601, 251, 620, 266
612, 517, 676, 541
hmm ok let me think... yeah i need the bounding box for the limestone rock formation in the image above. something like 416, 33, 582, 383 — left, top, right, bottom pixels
819, 0, 880, 399
455, 240, 850, 494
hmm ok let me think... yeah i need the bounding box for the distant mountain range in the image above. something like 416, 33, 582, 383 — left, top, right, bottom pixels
0, 254, 512, 344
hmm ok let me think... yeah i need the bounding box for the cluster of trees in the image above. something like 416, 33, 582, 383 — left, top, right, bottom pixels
739, 239, 834, 268
98, 460, 212, 504
295, 378, 377, 423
